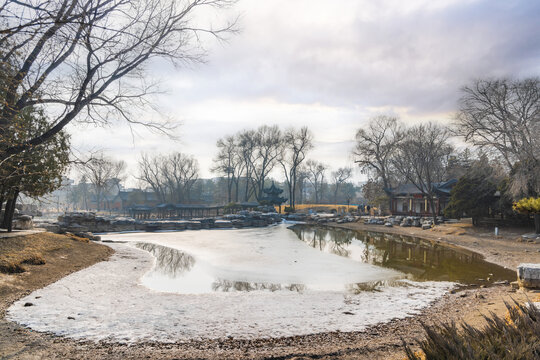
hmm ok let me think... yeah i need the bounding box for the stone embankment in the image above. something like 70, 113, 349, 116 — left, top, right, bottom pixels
359, 215, 452, 229
282, 213, 358, 224
36, 211, 282, 241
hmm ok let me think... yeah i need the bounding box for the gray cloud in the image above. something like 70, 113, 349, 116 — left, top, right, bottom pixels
160, 0, 540, 112
70, 0, 540, 182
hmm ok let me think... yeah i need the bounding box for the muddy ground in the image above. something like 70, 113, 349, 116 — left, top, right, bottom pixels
0, 223, 538, 360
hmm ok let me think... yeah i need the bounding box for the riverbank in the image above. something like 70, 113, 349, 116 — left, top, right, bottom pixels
0, 224, 538, 359
332, 219, 540, 271
0, 232, 113, 358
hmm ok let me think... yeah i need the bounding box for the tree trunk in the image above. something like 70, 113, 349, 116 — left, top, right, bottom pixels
428, 195, 438, 225
227, 176, 232, 203
2, 190, 19, 232
0, 195, 4, 221
535, 213, 540, 234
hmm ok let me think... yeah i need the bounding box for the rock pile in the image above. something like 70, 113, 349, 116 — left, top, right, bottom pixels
39, 211, 282, 240
361, 215, 448, 229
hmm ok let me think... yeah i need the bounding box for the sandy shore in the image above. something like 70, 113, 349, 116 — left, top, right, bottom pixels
0, 223, 539, 359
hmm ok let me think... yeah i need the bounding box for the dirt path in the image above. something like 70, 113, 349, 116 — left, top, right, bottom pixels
0, 226, 538, 359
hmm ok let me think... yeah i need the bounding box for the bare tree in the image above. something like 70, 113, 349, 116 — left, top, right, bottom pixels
212, 135, 241, 203
236, 129, 259, 201
280, 127, 313, 209
305, 159, 327, 204
252, 125, 282, 200
294, 165, 309, 205
162, 152, 199, 203
353, 115, 404, 208
0, 0, 237, 159
213, 126, 284, 203
331, 167, 352, 204
455, 77, 540, 197
79, 152, 126, 211
393, 123, 453, 223
138, 152, 199, 204
138, 153, 168, 203
342, 182, 357, 208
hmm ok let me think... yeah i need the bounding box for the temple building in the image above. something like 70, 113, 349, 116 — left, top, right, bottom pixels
385, 179, 457, 216
260, 182, 287, 212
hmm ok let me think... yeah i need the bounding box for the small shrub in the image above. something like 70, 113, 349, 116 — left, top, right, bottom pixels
513, 197, 540, 214
0, 261, 25, 274
284, 206, 295, 213
404, 301, 540, 360
22, 254, 46, 265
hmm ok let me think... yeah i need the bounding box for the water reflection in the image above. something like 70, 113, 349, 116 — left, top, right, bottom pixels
136, 242, 195, 276
211, 279, 305, 293
290, 225, 515, 285
136, 242, 306, 294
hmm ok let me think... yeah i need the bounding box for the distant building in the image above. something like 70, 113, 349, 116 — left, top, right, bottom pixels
385, 180, 457, 216
109, 189, 159, 211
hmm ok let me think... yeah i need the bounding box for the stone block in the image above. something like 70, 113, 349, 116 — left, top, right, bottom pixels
14, 215, 34, 230
517, 263, 540, 289
214, 220, 233, 228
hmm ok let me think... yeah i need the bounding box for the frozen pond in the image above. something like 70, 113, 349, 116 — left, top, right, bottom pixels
131, 224, 401, 294
7, 223, 511, 343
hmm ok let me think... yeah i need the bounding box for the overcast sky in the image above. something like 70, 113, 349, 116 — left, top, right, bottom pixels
70, 0, 540, 186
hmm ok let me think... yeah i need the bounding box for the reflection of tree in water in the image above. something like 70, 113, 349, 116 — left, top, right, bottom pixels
291, 226, 353, 257
211, 279, 306, 293
291, 225, 515, 285
136, 243, 195, 277
345, 279, 410, 295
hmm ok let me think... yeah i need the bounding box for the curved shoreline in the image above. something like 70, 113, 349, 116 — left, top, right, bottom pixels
1, 224, 538, 359
327, 221, 539, 271
7, 236, 453, 342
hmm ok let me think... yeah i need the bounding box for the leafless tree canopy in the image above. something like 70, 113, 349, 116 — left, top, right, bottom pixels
393, 122, 453, 222
0, 0, 237, 158
305, 159, 327, 204
455, 78, 540, 197
353, 115, 404, 190
212, 135, 244, 203
137, 152, 199, 203
331, 167, 352, 204
78, 152, 126, 210
279, 126, 313, 208
212, 125, 284, 202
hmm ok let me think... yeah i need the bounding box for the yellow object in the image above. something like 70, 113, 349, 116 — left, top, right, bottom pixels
275, 204, 359, 214
513, 197, 540, 214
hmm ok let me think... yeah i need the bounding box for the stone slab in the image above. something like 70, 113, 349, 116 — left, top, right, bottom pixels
517, 263, 540, 289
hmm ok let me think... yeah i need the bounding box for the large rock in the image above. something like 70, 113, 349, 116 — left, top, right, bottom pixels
214, 220, 233, 228
517, 263, 540, 289
14, 215, 33, 230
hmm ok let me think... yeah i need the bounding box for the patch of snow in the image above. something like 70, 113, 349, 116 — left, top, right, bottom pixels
99, 224, 402, 288
8, 242, 453, 343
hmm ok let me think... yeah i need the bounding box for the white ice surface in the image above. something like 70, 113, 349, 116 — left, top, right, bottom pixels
7, 236, 454, 343
99, 224, 401, 290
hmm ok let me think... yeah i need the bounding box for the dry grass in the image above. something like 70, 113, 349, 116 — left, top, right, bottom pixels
0, 232, 84, 274
404, 301, 540, 360
431, 226, 467, 236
